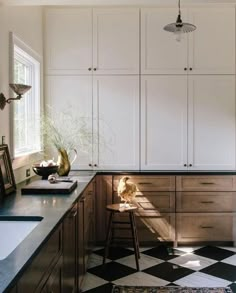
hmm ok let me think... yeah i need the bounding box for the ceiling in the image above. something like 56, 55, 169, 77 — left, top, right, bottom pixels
1, 0, 236, 5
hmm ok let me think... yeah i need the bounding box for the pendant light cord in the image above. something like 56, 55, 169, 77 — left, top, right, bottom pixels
178, 0, 181, 16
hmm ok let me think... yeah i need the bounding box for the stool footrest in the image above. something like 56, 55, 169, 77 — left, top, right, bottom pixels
112, 221, 131, 224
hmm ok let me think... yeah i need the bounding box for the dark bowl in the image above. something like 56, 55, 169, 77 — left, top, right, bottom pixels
32, 164, 59, 180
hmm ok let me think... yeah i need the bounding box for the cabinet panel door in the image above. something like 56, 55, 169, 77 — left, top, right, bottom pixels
45, 8, 92, 74
45, 76, 93, 170
188, 75, 235, 170
141, 8, 188, 74
188, 8, 235, 74
141, 76, 188, 170
93, 8, 139, 74
93, 76, 139, 170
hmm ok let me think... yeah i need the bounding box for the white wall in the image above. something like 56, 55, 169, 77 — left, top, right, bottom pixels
0, 6, 43, 183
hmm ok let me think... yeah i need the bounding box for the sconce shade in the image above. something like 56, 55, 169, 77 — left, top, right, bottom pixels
9, 83, 32, 96
0, 83, 31, 110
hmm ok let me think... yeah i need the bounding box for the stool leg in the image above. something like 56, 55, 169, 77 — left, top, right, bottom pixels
103, 211, 113, 265
129, 212, 140, 271
131, 211, 140, 259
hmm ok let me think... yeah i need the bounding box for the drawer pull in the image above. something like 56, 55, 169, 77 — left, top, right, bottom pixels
200, 182, 215, 185
200, 226, 214, 229
138, 182, 152, 185
200, 201, 214, 204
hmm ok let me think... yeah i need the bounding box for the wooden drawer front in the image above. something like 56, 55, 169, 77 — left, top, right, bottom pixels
113, 176, 175, 191
113, 212, 175, 242
135, 192, 175, 212
177, 214, 232, 242
176, 192, 236, 212
176, 176, 236, 191
18, 224, 62, 292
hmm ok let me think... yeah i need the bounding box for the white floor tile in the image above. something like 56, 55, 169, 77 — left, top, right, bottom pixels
219, 246, 236, 253
87, 253, 111, 269
174, 247, 203, 254
81, 273, 108, 291
169, 254, 217, 271
175, 272, 231, 287
114, 272, 169, 286
116, 253, 163, 270
222, 254, 236, 266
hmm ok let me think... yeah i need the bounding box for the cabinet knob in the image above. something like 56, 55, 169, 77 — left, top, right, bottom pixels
189, 164, 192, 167
184, 68, 187, 71
184, 164, 187, 167
94, 164, 97, 167
88, 67, 92, 71
189, 67, 193, 71
93, 68, 97, 71
89, 163, 92, 167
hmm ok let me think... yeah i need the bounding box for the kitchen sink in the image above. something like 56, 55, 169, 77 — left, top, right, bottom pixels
0, 216, 43, 260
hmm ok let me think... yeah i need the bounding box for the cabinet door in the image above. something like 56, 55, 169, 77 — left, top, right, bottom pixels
78, 198, 84, 291
45, 8, 92, 75
93, 76, 139, 170
93, 8, 139, 74
188, 7, 235, 74
63, 204, 77, 293
141, 76, 188, 170
188, 75, 235, 170
141, 8, 188, 74
45, 75, 93, 170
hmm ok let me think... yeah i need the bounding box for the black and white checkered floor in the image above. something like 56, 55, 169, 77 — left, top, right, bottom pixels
81, 245, 236, 293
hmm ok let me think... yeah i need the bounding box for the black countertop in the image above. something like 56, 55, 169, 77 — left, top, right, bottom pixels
1, 169, 236, 292
0, 171, 95, 293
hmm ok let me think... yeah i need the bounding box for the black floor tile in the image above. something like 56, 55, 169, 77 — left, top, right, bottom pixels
94, 247, 134, 260
88, 262, 136, 282
143, 261, 194, 282
82, 282, 114, 293
194, 246, 235, 261
229, 283, 236, 293
201, 262, 236, 282
142, 245, 185, 261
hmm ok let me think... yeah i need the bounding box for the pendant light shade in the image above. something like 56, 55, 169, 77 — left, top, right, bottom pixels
163, 0, 196, 40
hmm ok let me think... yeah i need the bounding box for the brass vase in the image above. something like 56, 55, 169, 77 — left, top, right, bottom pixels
57, 148, 77, 176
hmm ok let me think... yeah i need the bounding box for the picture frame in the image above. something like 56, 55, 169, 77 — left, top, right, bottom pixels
0, 144, 16, 195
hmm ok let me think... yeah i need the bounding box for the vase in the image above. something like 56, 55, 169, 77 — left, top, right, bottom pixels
57, 148, 77, 176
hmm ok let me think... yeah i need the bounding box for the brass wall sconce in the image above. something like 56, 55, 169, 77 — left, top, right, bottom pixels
0, 83, 31, 110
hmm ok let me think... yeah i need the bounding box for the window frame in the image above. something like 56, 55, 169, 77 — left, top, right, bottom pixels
9, 32, 43, 168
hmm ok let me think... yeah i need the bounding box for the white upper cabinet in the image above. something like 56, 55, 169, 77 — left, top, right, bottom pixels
45, 8, 139, 75
141, 8, 188, 74
45, 8, 92, 75
93, 75, 139, 170
188, 8, 235, 74
93, 8, 139, 74
141, 75, 236, 170
141, 7, 235, 74
141, 75, 188, 170
45, 75, 93, 170
188, 75, 236, 170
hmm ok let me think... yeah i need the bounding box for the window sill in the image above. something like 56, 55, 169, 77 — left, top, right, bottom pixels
13, 151, 43, 170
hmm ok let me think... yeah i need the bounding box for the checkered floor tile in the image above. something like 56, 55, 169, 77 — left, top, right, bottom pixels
81, 245, 236, 293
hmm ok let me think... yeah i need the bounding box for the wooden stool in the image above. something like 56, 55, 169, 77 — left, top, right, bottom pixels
103, 203, 140, 271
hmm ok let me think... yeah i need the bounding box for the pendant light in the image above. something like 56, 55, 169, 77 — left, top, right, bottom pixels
163, 0, 196, 42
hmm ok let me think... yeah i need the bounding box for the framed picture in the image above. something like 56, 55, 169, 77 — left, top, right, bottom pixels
0, 144, 16, 195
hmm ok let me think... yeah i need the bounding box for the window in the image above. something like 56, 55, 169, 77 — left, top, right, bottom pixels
10, 33, 41, 158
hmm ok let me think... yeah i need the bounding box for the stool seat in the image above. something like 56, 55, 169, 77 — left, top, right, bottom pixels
106, 203, 138, 213
103, 203, 140, 271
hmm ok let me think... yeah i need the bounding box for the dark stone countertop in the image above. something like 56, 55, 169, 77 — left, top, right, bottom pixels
1, 169, 236, 292
0, 171, 95, 293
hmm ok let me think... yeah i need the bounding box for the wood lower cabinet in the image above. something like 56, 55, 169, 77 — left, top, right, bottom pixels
17, 224, 62, 292
63, 203, 78, 293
